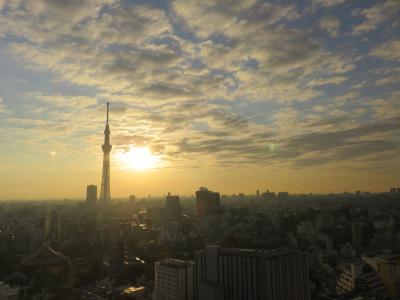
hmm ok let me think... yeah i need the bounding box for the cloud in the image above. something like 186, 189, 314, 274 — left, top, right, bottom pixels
169, 116, 400, 168
29, 92, 97, 109
25, 0, 114, 22
172, 0, 302, 41
369, 96, 400, 120
307, 75, 347, 87
77, 5, 172, 46
284, 118, 400, 166
353, 0, 400, 34
311, 0, 346, 8
335, 91, 361, 103
171, 0, 258, 39
0, 97, 5, 112
371, 40, 400, 61
375, 75, 398, 86
0, 0, 356, 109
293, 140, 398, 167
318, 16, 340, 37
308, 116, 349, 128
0, 0, 398, 174
287, 118, 400, 150
0, 0, 116, 43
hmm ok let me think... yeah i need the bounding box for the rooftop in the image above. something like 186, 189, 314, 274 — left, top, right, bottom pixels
204, 245, 302, 259
159, 258, 194, 269
20, 245, 69, 267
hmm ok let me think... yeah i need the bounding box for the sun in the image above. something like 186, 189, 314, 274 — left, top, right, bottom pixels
116, 147, 159, 170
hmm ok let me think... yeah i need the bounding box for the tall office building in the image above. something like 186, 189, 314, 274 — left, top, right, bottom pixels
194, 245, 310, 300
86, 185, 97, 206
154, 258, 194, 300
166, 192, 181, 219
100, 102, 112, 204
195, 187, 220, 217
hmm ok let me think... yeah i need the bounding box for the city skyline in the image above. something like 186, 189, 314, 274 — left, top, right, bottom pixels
0, 0, 399, 199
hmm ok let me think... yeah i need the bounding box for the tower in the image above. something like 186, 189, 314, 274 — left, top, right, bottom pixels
100, 102, 112, 204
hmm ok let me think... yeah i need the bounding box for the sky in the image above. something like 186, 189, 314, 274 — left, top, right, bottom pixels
0, 0, 399, 199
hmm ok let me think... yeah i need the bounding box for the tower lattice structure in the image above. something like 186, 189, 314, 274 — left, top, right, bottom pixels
100, 102, 112, 204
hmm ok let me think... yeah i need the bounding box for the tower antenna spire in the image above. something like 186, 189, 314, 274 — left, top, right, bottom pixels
106, 102, 109, 125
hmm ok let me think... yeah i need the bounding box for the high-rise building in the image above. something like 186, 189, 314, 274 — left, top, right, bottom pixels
100, 102, 112, 204
195, 187, 220, 217
154, 258, 194, 300
194, 245, 310, 300
363, 254, 400, 298
351, 221, 374, 250
166, 192, 181, 219
129, 195, 136, 210
336, 261, 386, 297
86, 185, 97, 206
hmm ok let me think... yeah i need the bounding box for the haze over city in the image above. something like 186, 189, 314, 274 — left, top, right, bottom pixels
0, 0, 399, 199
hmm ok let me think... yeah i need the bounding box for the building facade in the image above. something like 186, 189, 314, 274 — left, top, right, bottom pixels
336, 260, 387, 297
166, 193, 181, 219
194, 245, 310, 300
195, 188, 220, 217
154, 258, 194, 300
86, 185, 97, 206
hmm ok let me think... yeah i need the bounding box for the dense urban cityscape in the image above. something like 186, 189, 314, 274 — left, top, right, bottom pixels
1, 180, 400, 299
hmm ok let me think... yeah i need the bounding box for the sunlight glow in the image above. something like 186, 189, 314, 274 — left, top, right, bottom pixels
117, 147, 159, 170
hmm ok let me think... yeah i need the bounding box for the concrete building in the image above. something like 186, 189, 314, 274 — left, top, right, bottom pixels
195, 187, 220, 217
154, 258, 194, 300
0, 282, 19, 300
363, 254, 400, 298
86, 185, 97, 206
194, 245, 310, 300
336, 260, 387, 297
166, 193, 181, 219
